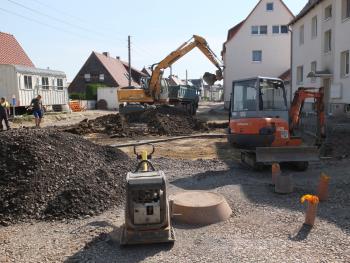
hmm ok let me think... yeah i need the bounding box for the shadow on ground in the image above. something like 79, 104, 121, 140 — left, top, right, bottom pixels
171, 156, 350, 233
65, 221, 173, 263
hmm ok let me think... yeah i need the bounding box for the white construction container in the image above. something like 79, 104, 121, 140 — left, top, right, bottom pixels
97, 87, 119, 110
0, 64, 68, 108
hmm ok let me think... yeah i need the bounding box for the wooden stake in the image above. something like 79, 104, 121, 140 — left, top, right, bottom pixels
317, 173, 330, 201
304, 202, 318, 226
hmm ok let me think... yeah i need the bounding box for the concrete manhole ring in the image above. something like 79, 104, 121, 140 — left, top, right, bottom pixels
169, 191, 232, 225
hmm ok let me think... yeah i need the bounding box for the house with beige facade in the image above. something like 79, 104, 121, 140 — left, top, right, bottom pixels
222, 0, 295, 109
290, 0, 350, 116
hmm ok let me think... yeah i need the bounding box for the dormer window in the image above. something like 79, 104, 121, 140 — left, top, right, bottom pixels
266, 2, 274, 11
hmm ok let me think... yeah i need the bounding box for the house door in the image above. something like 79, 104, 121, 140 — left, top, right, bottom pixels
323, 78, 331, 114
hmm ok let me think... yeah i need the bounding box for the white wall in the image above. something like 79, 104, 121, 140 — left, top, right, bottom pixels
223, 0, 294, 108
97, 87, 119, 110
291, 0, 350, 114
0, 65, 18, 102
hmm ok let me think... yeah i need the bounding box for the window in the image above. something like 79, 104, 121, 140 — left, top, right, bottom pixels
24, 75, 32, 89
99, 74, 104, 81
281, 25, 288, 33
342, 0, 350, 20
260, 25, 268, 34
266, 2, 274, 11
311, 16, 318, 38
252, 50, 262, 62
251, 25, 267, 35
57, 79, 64, 90
251, 26, 259, 35
325, 5, 332, 20
297, 66, 304, 84
299, 25, 304, 45
42, 77, 49, 90
272, 25, 280, 34
259, 79, 287, 110
311, 61, 317, 82
232, 80, 257, 111
324, 30, 332, 52
84, 73, 91, 82
341, 51, 350, 77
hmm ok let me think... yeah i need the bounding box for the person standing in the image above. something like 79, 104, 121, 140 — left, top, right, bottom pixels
1, 97, 11, 117
30, 95, 44, 128
0, 98, 10, 131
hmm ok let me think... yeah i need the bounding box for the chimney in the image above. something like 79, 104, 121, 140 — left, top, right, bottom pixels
116, 56, 120, 60
102, 52, 110, 57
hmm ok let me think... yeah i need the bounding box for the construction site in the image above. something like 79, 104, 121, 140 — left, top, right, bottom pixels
1, 0, 350, 262
0, 99, 349, 262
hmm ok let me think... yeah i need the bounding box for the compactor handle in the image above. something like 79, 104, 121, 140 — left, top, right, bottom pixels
134, 160, 156, 173
133, 144, 155, 160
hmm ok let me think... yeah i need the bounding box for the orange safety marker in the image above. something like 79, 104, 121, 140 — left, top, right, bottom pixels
317, 173, 330, 201
271, 163, 281, 185
301, 194, 319, 226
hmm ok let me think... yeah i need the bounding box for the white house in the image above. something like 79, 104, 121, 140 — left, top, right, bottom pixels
0, 32, 68, 110
290, 0, 350, 116
222, 0, 294, 108
0, 64, 68, 109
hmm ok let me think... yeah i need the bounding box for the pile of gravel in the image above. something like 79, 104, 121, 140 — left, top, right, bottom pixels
65, 105, 207, 137
0, 128, 134, 225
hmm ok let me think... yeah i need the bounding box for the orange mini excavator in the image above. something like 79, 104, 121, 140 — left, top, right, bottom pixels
227, 77, 325, 170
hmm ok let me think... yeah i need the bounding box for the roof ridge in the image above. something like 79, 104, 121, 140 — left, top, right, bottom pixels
0, 31, 14, 36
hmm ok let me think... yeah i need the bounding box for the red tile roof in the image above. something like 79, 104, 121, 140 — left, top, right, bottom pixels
0, 32, 34, 67
94, 52, 140, 87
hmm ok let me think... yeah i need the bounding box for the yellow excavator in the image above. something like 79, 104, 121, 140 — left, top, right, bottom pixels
117, 35, 223, 114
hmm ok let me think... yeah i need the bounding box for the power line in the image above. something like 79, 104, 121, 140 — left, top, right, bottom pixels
0, 6, 123, 46
7, 0, 125, 43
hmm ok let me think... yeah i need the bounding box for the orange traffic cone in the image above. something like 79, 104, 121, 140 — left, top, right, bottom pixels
301, 195, 319, 227
271, 163, 281, 185
317, 173, 330, 202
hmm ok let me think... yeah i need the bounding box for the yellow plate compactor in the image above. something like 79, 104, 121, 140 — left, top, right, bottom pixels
120, 145, 175, 245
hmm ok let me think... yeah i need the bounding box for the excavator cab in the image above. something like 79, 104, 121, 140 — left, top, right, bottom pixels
230, 77, 288, 122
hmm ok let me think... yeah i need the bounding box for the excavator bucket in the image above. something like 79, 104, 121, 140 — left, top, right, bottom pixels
203, 72, 218, 86
255, 146, 320, 163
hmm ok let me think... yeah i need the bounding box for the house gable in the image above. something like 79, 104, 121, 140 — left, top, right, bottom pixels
223, 0, 294, 54
68, 52, 144, 94
68, 52, 119, 94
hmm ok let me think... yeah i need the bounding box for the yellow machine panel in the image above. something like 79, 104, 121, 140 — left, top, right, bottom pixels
117, 89, 154, 103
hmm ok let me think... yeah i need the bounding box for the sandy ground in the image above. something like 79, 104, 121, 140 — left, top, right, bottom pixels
9, 110, 113, 129
1, 102, 349, 263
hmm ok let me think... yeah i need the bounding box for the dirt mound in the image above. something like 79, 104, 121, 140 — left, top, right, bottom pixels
131, 106, 207, 136
0, 128, 134, 225
65, 106, 207, 137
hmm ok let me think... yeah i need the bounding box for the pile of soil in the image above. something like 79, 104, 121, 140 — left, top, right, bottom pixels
65, 105, 207, 137
0, 128, 134, 225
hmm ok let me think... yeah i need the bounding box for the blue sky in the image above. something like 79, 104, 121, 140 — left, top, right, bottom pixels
0, 0, 307, 81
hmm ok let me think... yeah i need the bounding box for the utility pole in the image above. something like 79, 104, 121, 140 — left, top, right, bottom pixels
128, 35, 132, 87
185, 69, 188, 85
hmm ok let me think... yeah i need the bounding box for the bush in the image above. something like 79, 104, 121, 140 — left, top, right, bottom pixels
69, 93, 86, 100
86, 83, 107, 100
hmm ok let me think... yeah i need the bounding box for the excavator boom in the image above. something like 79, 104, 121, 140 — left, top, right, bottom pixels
149, 35, 223, 99
118, 35, 223, 107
